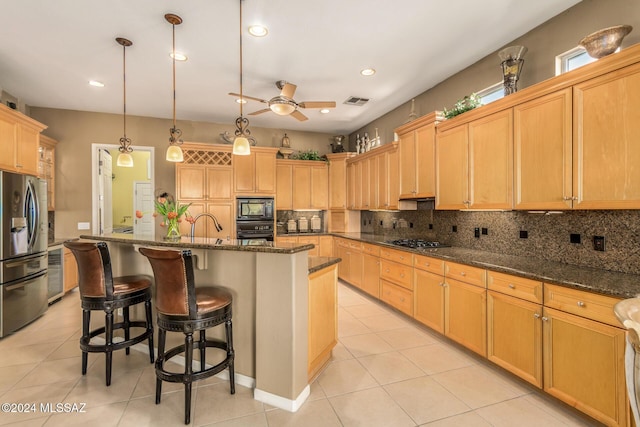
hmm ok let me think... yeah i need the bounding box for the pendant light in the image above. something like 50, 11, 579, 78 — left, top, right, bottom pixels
115, 37, 134, 168
232, 0, 251, 155
165, 13, 184, 162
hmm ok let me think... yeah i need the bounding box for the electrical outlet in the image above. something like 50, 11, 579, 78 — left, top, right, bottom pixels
593, 236, 605, 251
452, 225, 457, 233
474, 227, 480, 238
409, 222, 413, 228
482, 227, 488, 235
570, 233, 581, 244
519, 230, 528, 239
428, 224, 433, 230
78, 222, 90, 230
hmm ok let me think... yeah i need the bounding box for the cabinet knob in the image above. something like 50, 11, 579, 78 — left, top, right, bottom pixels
577, 301, 585, 307
385, 269, 390, 273
460, 272, 466, 276
542, 316, 549, 322
399, 256, 404, 260
400, 273, 404, 278
400, 297, 405, 302
533, 313, 541, 319
424, 262, 430, 266
508, 284, 515, 289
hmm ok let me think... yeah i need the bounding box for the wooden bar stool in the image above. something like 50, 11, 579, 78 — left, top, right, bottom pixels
63, 240, 154, 386
138, 247, 235, 425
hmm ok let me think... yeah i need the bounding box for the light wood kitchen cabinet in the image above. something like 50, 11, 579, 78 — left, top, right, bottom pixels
327, 152, 355, 210
276, 160, 329, 210
233, 148, 277, 195
514, 88, 572, 210
380, 248, 413, 316
275, 236, 297, 245
335, 238, 350, 281
375, 142, 400, 210
361, 243, 380, 298
177, 165, 233, 201
297, 235, 320, 257
413, 254, 445, 331
178, 202, 232, 239
346, 162, 356, 210
0, 104, 46, 175
308, 263, 338, 381
395, 112, 441, 199
275, 162, 293, 210
63, 247, 78, 292
367, 156, 377, 210
573, 62, 640, 209
38, 135, 57, 211
436, 109, 513, 210
318, 235, 333, 257
355, 158, 368, 209
443, 261, 487, 356
487, 290, 543, 388
335, 238, 363, 288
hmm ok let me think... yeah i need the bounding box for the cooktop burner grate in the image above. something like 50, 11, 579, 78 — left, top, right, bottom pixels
386, 239, 449, 248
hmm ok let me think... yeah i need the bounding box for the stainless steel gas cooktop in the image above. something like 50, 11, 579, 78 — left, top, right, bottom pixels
386, 239, 450, 249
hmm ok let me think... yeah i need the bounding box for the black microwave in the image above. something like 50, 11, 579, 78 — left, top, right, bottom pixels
237, 197, 274, 221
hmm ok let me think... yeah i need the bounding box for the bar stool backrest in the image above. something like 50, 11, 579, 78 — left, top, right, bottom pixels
138, 247, 196, 317
64, 241, 113, 299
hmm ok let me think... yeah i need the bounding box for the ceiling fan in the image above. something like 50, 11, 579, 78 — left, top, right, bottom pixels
229, 80, 336, 121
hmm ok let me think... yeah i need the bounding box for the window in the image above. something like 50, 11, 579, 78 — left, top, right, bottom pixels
556, 46, 596, 75
477, 82, 504, 105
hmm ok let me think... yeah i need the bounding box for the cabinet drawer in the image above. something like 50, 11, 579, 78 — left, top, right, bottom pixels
487, 271, 542, 304
298, 236, 319, 245
445, 261, 486, 288
362, 243, 380, 257
336, 238, 350, 249
348, 240, 363, 251
544, 283, 622, 327
380, 259, 413, 290
414, 254, 444, 275
380, 279, 413, 316
380, 247, 413, 266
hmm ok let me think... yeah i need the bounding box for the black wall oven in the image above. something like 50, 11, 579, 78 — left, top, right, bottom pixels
236, 197, 274, 241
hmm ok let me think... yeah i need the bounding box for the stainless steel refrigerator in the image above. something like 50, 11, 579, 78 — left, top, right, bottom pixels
0, 171, 48, 337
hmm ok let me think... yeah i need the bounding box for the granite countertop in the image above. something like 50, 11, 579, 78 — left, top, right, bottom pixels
308, 256, 341, 274
277, 232, 331, 237
48, 237, 78, 247
79, 233, 314, 254
333, 232, 640, 299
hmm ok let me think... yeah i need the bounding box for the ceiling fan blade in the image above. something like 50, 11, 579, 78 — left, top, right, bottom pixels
298, 101, 336, 109
249, 108, 271, 116
280, 83, 297, 99
228, 92, 268, 103
291, 110, 308, 121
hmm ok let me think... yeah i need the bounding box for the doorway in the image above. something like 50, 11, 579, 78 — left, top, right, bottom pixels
91, 144, 155, 237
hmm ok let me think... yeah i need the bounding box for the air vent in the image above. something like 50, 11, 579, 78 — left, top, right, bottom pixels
343, 96, 369, 106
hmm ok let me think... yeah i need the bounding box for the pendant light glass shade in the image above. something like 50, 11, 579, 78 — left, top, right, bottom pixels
117, 152, 134, 167
165, 14, 184, 163
233, 136, 251, 155
116, 37, 134, 167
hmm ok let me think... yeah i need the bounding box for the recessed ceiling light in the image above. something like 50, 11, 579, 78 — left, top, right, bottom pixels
89, 80, 105, 87
320, 109, 330, 114
170, 52, 188, 61
235, 98, 247, 104
248, 25, 268, 37
360, 68, 376, 76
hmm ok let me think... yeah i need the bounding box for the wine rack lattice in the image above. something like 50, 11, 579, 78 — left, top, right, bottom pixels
183, 149, 232, 166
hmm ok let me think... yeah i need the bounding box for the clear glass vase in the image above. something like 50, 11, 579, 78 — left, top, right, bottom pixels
164, 218, 181, 241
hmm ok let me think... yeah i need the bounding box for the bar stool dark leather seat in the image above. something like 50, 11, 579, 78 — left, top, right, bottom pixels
64, 240, 154, 386
138, 247, 235, 425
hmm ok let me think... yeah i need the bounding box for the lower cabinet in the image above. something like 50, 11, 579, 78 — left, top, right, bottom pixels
361, 252, 380, 298
276, 235, 333, 258
414, 268, 445, 334
63, 248, 78, 292
380, 279, 413, 316
445, 277, 487, 357
297, 236, 320, 257
308, 264, 338, 381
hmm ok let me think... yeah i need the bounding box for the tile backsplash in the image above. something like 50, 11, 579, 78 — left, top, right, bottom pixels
361, 208, 640, 275
276, 210, 325, 235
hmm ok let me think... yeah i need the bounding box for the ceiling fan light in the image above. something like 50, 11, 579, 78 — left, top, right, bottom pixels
320, 108, 330, 114
233, 136, 251, 155
360, 68, 376, 76
248, 25, 268, 37
270, 102, 296, 115
169, 52, 188, 61
166, 145, 184, 162
117, 152, 134, 167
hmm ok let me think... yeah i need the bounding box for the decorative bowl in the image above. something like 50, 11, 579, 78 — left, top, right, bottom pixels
579, 25, 633, 59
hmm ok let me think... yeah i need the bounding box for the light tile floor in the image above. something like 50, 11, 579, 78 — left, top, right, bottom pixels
0, 282, 602, 426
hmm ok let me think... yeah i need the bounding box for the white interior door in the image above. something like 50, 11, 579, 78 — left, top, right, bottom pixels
134, 181, 154, 237
98, 149, 113, 234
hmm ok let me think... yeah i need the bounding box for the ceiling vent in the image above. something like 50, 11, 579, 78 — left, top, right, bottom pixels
343, 96, 369, 106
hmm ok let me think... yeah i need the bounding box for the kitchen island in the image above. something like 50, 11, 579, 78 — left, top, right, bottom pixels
79, 233, 335, 412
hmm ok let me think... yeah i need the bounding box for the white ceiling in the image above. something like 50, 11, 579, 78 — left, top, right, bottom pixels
0, 0, 580, 135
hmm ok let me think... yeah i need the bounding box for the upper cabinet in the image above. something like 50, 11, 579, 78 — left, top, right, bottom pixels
436, 109, 513, 210
326, 152, 356, 210
276, 160, 329, 210
0, 104, 46, 176
395, 112, 441, 199
345, 142, 399, 210
233, 147, 278, 195
38, 135, 58, 211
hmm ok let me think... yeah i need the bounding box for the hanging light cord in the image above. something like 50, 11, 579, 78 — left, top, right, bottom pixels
119, 39, 132, 154
169, 19, 183, 144
235, 0, 250, 139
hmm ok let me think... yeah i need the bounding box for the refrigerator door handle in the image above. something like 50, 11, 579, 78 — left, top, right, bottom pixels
4, 271, 47, 291
24, 180, 40, 251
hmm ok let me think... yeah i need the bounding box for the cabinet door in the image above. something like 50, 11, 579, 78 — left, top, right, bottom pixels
361, 252, 380, 298
435, 125, 468, 210
255, 151, 276, 193
298, 235, 319, 257
350, 249, 363, 288
414, 269, 445, 333
346, 163, 356, 209
415, 123, 436, 198
574, 63, 640, 209
276, 163, 293, 210
234, 153, 255, 193
367, 157, 377, 210
318, 235, 333, 257
178, 202, 205, 236
276, 236, 298, 246
16, 125, 40, 176
487, 291, 542, 387
206, 167, 233, 200
308, 265, 338, 380
0, 117, 16, 171
310, 165, 329, 210
468, 109, 513, 209
387, 148, 400, 210
377, 152, 388, 209
336, 240, 350, 281
445, 277, 487, 356
543, 307, 627, 426
514, 89, 572, 210
63, 249, 78, 292
292, 165, 312, 209
207, 203, 233, 239
399, 131, 416, 198
329, 159, 347, 209
177, 166, 206, 200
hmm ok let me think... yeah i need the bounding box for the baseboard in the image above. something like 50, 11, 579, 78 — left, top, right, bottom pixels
253, 385, 310, 413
